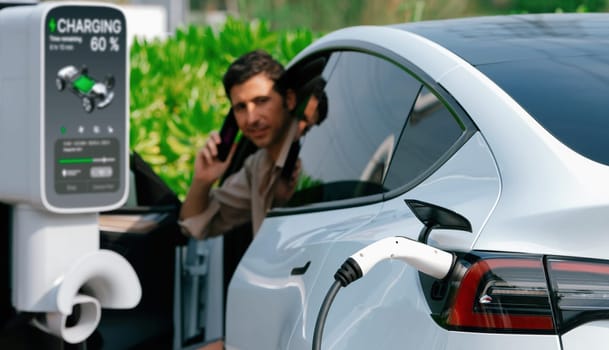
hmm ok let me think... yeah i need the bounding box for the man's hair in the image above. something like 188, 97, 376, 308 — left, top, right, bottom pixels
223, 50, 285, 100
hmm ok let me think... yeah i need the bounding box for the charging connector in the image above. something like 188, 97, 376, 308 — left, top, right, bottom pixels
350, 236, 454, 281
312, 236, 454, 350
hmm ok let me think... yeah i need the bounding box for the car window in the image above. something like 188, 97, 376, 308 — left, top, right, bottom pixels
283, 51, 422, 207
383, 86, 466, 191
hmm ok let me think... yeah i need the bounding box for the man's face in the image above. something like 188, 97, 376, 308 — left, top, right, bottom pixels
230, 73, 293, 150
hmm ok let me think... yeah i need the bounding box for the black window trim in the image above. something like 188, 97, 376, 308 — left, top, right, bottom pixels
268, 192, 385, 217
268, 40, 478, 218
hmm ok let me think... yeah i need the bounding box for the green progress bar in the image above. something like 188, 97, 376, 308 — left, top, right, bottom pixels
59, 157, 93, 164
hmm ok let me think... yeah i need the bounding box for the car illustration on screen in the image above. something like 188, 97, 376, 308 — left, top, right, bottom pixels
56, 65, 115, 113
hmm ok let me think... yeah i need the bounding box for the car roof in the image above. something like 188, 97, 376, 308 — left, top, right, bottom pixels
394, 13, 609, 167
393, 13, 609, 66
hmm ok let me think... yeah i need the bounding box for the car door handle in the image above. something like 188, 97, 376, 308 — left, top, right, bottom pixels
290, 261, 311, 276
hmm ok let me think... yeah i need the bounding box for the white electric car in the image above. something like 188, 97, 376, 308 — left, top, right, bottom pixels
218, 12, 609, 350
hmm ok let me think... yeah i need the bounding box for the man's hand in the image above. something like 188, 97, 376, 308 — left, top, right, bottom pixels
193, 131, 236, 186
180, 131, 237, 221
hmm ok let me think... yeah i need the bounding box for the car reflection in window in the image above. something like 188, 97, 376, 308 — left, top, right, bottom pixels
297, 77, 328, 137
289, 77, 328, 204
286, 77, 388, 207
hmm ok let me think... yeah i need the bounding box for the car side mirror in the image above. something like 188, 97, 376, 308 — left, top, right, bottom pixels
404, 199, 472, 244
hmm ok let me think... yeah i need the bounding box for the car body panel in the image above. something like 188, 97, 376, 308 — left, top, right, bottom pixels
444, 332, 560, 350
562, 321, 609, 350
286, 133, 502, 350
439, 63, 609, 258
225, 202, 384, 349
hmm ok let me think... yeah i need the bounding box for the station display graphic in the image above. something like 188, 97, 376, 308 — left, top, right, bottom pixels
56, 64, 115, 113
44, 5, 127, 208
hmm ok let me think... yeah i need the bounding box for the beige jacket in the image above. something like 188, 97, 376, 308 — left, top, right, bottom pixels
179, 120, 298, 239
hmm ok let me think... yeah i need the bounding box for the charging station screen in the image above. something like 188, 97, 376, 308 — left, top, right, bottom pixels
44, 5, 127, 209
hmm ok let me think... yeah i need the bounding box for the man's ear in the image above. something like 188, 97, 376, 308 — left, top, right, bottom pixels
285, 89, 297, 111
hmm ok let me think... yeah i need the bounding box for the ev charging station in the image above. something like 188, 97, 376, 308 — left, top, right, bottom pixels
0, 1, 141, 344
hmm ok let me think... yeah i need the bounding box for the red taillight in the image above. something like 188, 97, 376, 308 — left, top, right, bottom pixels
446, 257, 555, 333
439, 254, 609, 334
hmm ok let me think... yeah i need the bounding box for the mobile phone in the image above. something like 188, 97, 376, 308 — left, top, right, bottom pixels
281, 141, 301, 180
217, 109, 239, 162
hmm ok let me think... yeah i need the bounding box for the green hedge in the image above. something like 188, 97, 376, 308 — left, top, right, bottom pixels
512, 0, 605, 12
130, 17, 320, 199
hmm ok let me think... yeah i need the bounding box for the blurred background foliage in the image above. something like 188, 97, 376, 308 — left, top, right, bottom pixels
131, 0, 607, 198
211, 0, 608, 31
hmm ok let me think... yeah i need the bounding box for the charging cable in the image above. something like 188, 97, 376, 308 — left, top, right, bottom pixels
312, 236, 454, 350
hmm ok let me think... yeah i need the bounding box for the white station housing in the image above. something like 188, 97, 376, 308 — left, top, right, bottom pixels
0, 2, 140, 344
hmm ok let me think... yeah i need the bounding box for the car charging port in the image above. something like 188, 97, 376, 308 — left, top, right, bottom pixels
312, 199, 473, 350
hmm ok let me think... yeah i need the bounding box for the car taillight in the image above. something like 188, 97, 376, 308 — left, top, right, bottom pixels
445, 257, 555, 333
547, 258, 609, 333
438, 254, 609, 334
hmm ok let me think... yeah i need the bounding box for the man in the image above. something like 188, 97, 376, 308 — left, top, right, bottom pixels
179, 49, 299, 240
